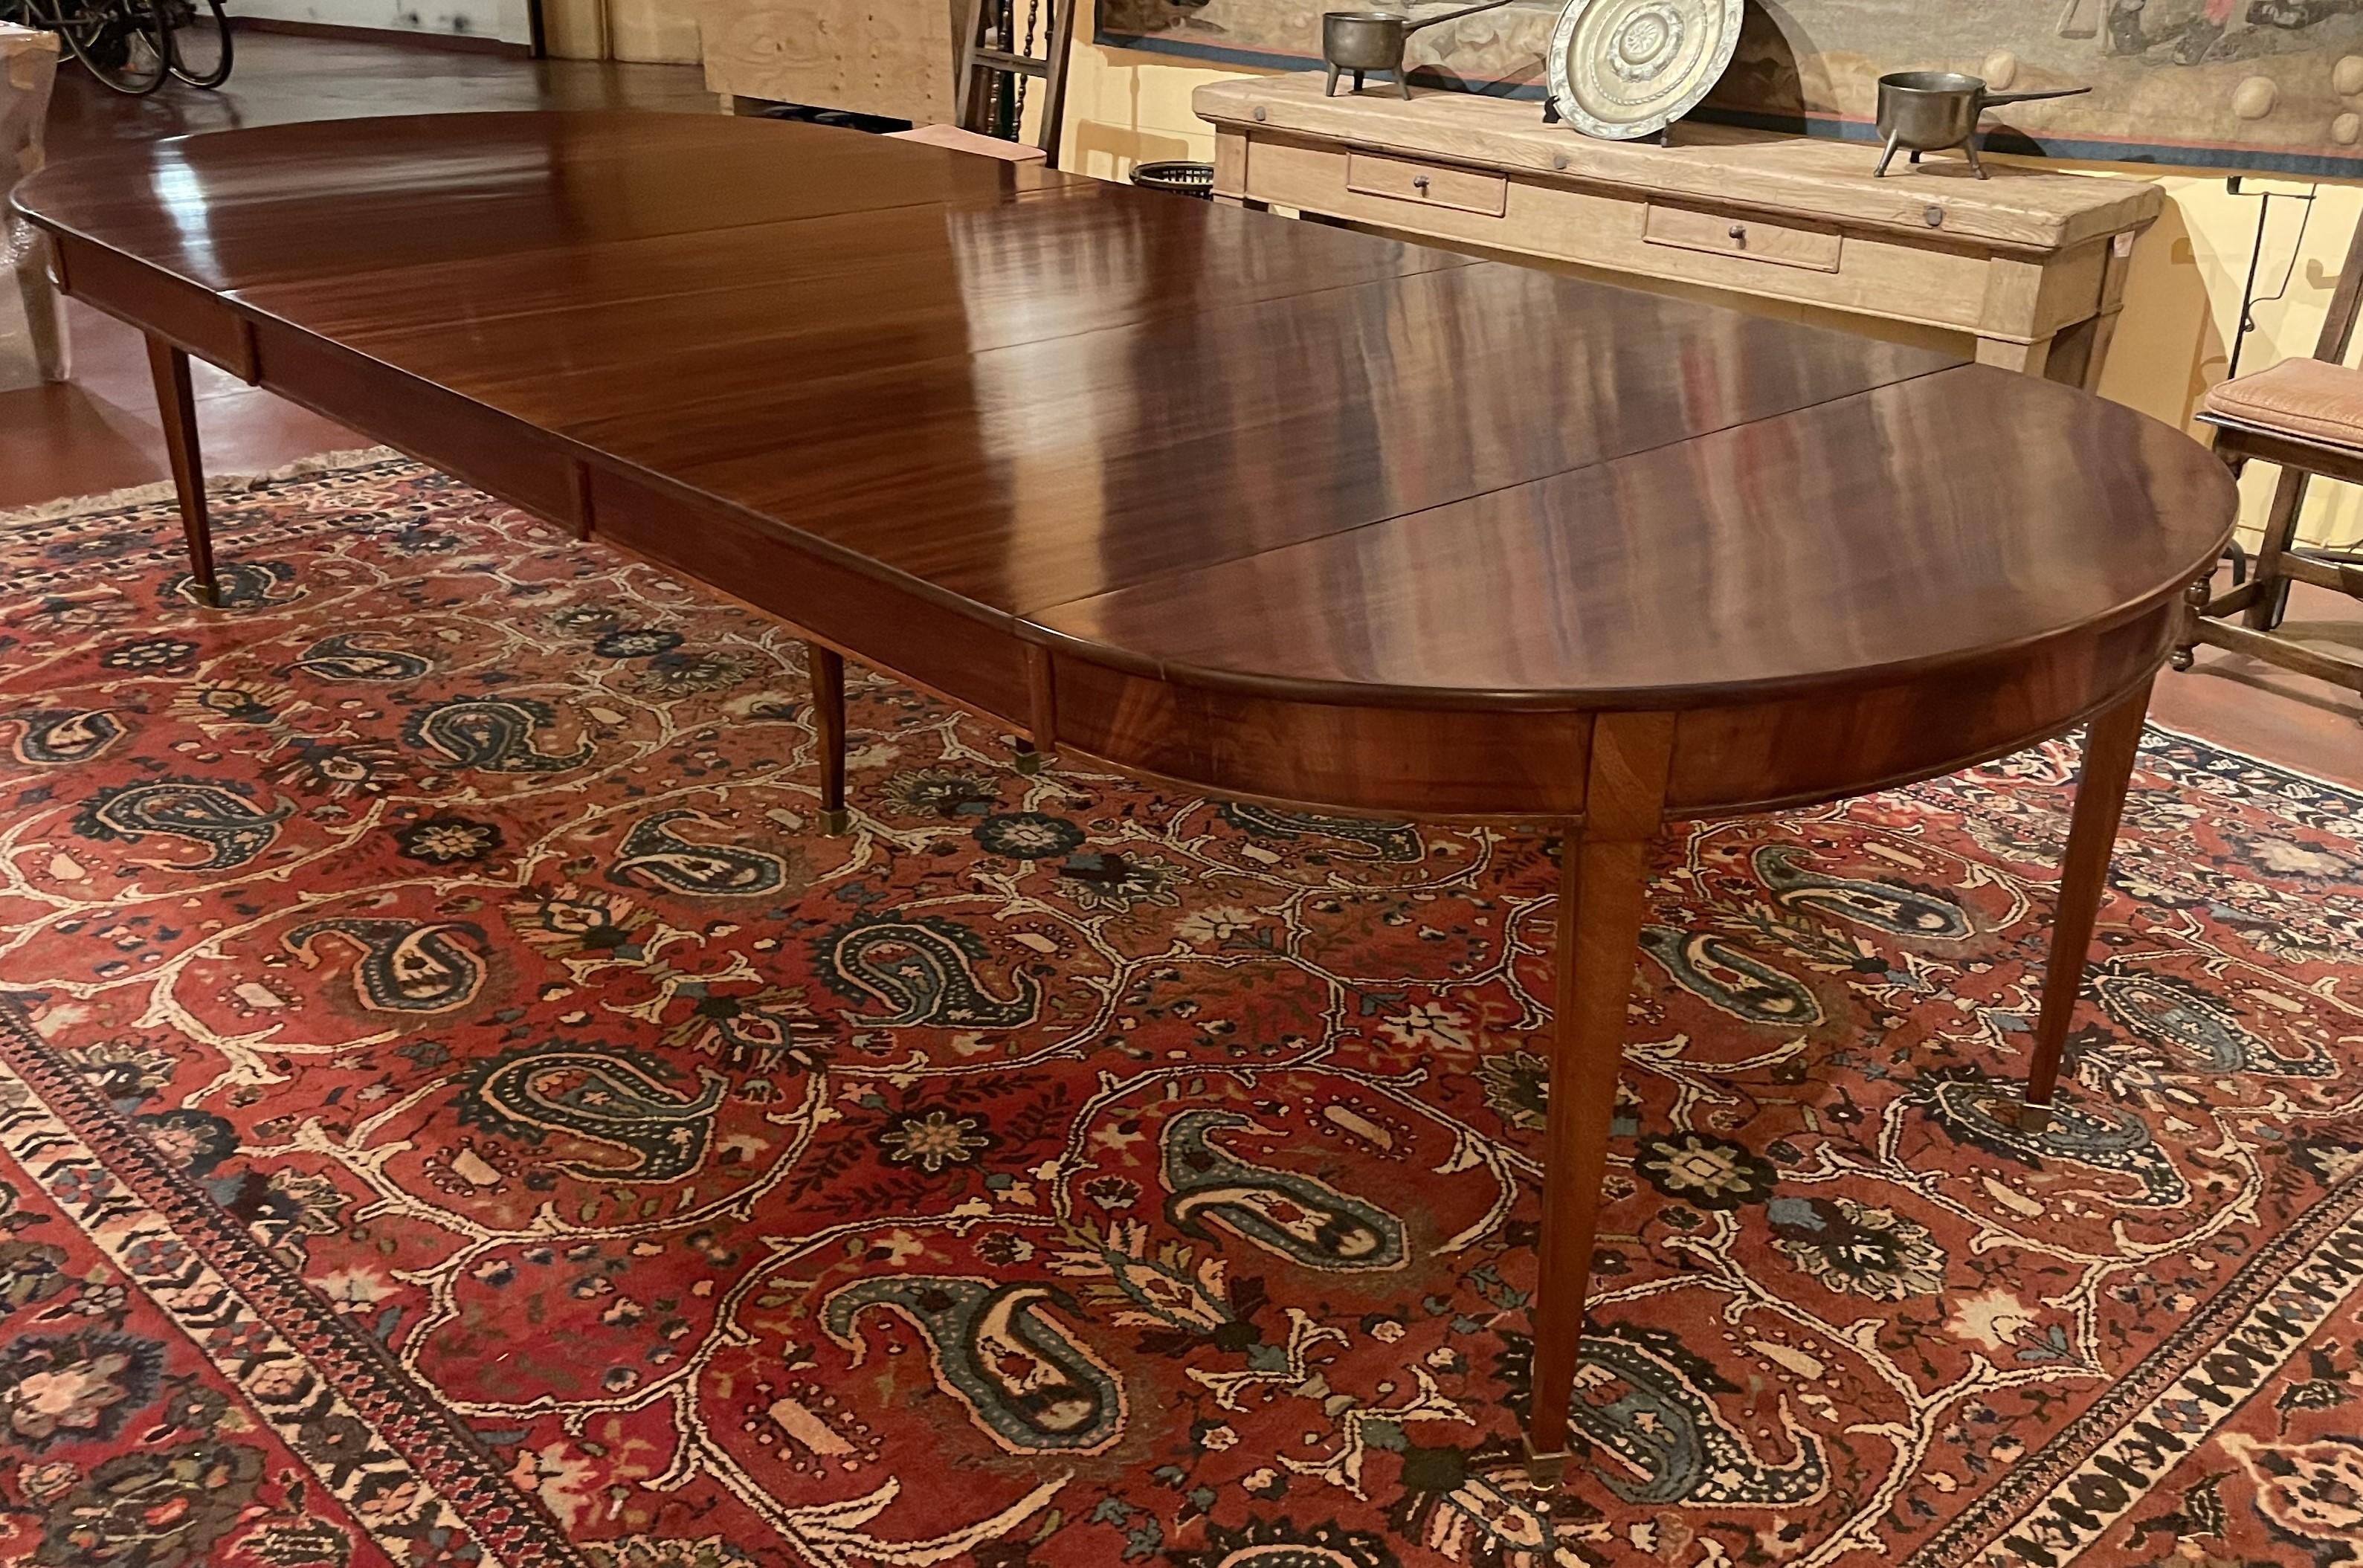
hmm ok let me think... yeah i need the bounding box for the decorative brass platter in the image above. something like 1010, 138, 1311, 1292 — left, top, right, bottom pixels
1547, 0, 1741, 141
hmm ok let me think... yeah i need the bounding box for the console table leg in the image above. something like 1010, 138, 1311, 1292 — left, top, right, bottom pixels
2020, 677, 2152, 1133
146, 336, 217, 607
1525, 713, 1674, 1488
1974, 334, 2055, 377
806, 642, 848, 834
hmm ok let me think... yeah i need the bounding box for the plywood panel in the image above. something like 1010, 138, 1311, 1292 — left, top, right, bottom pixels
700, 0, 960, 123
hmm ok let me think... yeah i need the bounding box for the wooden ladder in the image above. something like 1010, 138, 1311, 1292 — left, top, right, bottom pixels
955, 0, 1074, 167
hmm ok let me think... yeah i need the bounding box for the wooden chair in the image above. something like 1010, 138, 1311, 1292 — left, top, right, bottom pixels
2184, 211, 2363, 704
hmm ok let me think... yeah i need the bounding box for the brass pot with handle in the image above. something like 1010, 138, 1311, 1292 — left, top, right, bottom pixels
1321, 0, 1519, 99
1873, 70, 2090, 179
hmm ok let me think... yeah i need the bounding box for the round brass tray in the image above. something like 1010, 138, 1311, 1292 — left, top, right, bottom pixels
1547, 0, 1743, 141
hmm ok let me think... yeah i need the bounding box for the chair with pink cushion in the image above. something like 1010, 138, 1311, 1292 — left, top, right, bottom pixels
2187, 211, 2363, 707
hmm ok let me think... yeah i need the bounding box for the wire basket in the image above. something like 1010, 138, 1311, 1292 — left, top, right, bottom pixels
1130, 161, 1216, 198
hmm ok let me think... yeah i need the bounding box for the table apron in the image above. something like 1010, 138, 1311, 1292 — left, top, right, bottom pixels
584, 463, 1035, 726
1663, 604, 2177, 818
1035, 604, 2178, 822
52, 236, 259, 383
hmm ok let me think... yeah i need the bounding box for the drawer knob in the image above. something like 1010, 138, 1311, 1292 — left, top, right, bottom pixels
1412, 175, 1431, 191
1727, 223, 1747, 242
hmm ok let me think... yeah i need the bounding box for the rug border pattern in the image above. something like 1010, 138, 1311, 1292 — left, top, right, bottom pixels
0, 993, 595, 1568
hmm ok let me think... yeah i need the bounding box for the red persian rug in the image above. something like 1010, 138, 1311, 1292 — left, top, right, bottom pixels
1, 456, 2361, 1568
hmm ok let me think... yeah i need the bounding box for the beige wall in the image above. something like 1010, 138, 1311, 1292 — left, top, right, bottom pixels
1056, 42, 2363, 549
544, 0, 703, 61
609, 0, 703, 61
239, 0, 538, 42
541, 0, 608, 57
1057, 41, 1266, 182
2120, 175, 2363, 549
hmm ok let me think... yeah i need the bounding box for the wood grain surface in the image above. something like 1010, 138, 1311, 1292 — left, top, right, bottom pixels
13, 108, 2234, 818
1195, 75, 2162, 253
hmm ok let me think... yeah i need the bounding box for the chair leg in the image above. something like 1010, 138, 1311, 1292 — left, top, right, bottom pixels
806, 642, 848, 835
2021, 677, 2152, 1133
2246, 466, 2308, 630
2170, 568, 2214, 671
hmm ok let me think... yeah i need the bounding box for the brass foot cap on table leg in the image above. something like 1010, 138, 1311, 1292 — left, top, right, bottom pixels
1013, 748, 1045, 775
2018, 1101, 2053, 1135
818, 807, 850, 836
191, 582, 219, 608
1521, 1439, 1572, 1492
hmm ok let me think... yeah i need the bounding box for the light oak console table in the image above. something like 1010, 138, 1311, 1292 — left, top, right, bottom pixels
1196, 74, 2163, 388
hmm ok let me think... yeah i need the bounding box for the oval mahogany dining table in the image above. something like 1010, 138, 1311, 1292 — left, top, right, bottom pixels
12, 111, 2237, 1490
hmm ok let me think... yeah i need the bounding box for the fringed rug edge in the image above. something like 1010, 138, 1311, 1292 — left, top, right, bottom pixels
0, 444, 407, 528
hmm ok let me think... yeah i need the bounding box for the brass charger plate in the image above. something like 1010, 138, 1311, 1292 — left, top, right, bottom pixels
1547, 0, 1742, 141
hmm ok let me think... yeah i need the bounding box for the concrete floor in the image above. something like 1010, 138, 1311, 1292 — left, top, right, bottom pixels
40, 29, 718, 151
6, 30, 2359, 787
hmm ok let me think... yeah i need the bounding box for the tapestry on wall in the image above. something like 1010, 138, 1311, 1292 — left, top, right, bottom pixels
1098, 0, 2363, 175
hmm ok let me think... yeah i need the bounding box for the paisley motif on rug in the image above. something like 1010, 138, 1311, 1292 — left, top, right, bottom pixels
1, 459, 2361, 1567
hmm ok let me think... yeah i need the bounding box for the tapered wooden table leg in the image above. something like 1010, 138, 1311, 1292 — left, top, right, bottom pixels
1525, 713, 1675, 1490
2020, 677, 2153, 1133
145, 336, 218, 607
806, 642, 848, 834
1016, 644, 1056, 774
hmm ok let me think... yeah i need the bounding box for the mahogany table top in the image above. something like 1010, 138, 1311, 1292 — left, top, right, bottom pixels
13, 110, 2237, 818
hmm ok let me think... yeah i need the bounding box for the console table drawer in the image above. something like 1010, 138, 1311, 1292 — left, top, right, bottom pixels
1243, 135, 1999, 335
1345, 150, 1507, 216
1644, 204, 1840, 273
